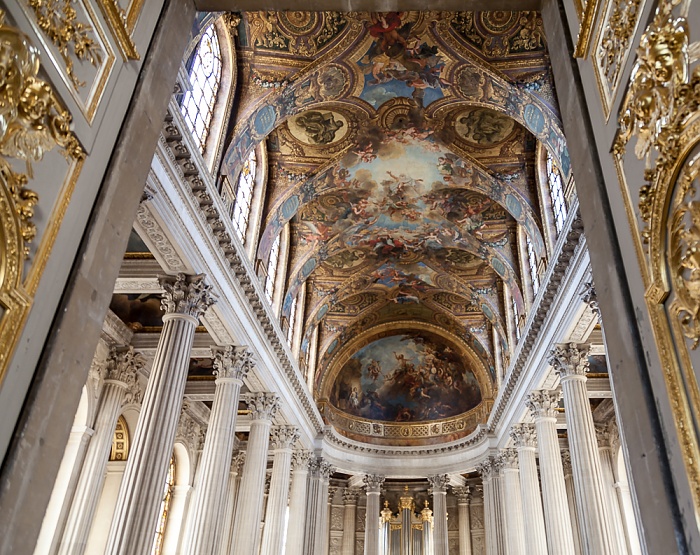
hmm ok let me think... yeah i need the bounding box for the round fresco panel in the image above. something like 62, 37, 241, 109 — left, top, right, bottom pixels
455, 108, 516, 147
330, 331, 482, 423
288, 110, 349, 146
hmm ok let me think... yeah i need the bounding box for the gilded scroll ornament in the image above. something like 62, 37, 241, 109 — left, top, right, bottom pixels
95, 0, 139, 60
671, 194, 700, 347
596, 0, 642, 87
27, 0, 102, 89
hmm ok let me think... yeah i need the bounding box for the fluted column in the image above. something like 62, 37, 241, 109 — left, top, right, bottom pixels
595, 422, 630, 555
510, 424, 548, 555
421, 501, 434, 555
219, 452, 245, 555
477, 460, 498, 555
428, 475, 449, 555
452, 486, 472, 555
186, 347, 253, 554
562, 450, 585, 555
363, 474, 385, 555
526, 390, 576, 555
261, 426, 300, 555
286, 451, 312, 555
59, 347, 144, 555
303, 459, 322, 555
106, 274, 215, 555
328, 485, 339, 554
550, 344, 619, 555
231, 392, 280, 555
498, 450, 526, 555
316, 461, 335, 555
342, 488, 361, 555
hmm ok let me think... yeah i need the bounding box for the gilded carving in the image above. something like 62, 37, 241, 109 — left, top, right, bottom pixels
95, 0, 139, 60
27, 0, 103, 88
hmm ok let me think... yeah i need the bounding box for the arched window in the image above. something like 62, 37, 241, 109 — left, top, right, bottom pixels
525, 234, 540, 296
150, 456, 175, 555
232, 150, 257, 242
287, 294, 298, 346
265, 234, 281, 303
546, 150, 568, 233
180, 24, 222, 153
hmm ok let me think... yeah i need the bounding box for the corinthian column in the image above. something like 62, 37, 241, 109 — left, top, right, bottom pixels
477, 460, 498, 555
497, 450, 526, 555
185, 346, 253, 554
549, 345, 619, 555
316, 461, 335, 555
363, 474, 385, 555
59, 347, 144, 555
106, 274, 215, 555
261, 426, 300, 555
562, 450, 584, 555
219, 452, 246, 555
510, 424, 547, 555
428, 474, 450, 555
526, 390, 576, 554
452, 486, 472, 555
285, 451, 311, 555
230, 393, 280, 555
341, 488, 361, 555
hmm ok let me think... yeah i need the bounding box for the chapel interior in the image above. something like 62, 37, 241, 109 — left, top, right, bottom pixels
0, 1, 699, 555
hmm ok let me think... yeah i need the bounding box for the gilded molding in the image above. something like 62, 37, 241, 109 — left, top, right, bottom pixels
574, 0, 601, 58
95, 0, 139, 60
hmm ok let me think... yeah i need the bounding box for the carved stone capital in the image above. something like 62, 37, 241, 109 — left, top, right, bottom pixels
213, 345, 254, 381
105, 346, 145, 405
595, 421, 618, 450
291, 450, 312, 471
343, 487, 361, 505
452, 485, 471, 504
498, 449, 519, 470
159, 273, 216, 318
319, 460, 335, 481
561, 449, 573, 475
270, 425, 299, 450
510, 423, 537, 448
244, 392, 280, 421
581, 281, 601, 320
476, 459, 495, 480
548, 343, 590, 379
232, 451, 246, 473
526, 390, 562, 419
363, 474, 385, 493
427, 474, 450, 493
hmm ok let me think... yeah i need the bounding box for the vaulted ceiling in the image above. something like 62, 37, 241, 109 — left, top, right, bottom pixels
224, 11, 564, 445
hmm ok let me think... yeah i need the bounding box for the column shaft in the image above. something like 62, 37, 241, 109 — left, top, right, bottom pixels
453, 488, 472, 555
499, 451, 526, 555
341, 489, 359, 555
219, 453, 244, 555
428, 475, 449, 555
563, 452, 585, 555
286, 452, 311, 555
598, 440, 630, 555
363, 475, 384, 555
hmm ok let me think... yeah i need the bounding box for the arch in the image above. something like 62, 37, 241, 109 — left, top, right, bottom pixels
109, 415, 130, 462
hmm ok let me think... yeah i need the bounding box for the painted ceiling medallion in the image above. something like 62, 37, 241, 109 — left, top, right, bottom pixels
288, 110, 348, 145
455, 107, 517, 147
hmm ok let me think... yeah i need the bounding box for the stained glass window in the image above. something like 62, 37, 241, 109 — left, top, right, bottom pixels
180, 25, 222, 153
150, 456, 175, 555
287, 295, 298, 346
265, 234, 280, 303
546, 150, 568, 233
526, 234, 540, 296
232, 150, 257, 242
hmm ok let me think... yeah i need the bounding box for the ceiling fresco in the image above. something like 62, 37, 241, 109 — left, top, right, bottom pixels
227, 11, 559, 445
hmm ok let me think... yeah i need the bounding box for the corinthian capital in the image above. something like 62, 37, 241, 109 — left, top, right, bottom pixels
427, 474, 450, 493
452, 486, 471, 503
159, 273, 216, 318
291, 450, 312, 471
245, 392, 280, 421
581, 281, 601, 320
548, 343, 590, 379
270, 425, 299, 450
343, 487, 361, 504
319, 460, 335, 481
498, 449, 519, 470
213, 345, 254, 381
476, 458, 496, 480
363, 474, 385, 493
510, 423, 537, 448
105, 347, 145, 405
526, 390, 562, 419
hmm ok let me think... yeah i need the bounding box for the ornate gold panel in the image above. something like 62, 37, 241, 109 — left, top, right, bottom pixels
96, 0, 143, 60
574, 0, 602, 59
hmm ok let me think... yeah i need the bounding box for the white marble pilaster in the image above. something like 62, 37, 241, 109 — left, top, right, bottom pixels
452, 486, 472, 555
260, 426, 299, 555
186, 346, 253, 555
428, 474, 449, 555
59, 347, 144, 555
342, 488, 361, 555
230, 392, 280, 555
497, 450, 527, 555
550, 345, 620, 555
526, 390, 576, 555
510, 423, 548, 555
363, 474, 385, 555
286, 451, 312, 555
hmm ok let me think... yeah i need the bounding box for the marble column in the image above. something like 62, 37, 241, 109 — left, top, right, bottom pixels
231, 392, 280, 555
261, 426, 300, 555
363, 474, 385, 555
498, 450, 527, 555
186, 346, 253, 555
562, 450, 584, 555
452, 486, 472, 555
510, 423, 548, 555
60, 347, 144, 555
549, 345, 619, 555
317, 461, 335, 555
106, 274, 214, 555
328, 485, 339, 554
595, 422, 630, 555
342, 488, 361, 555
526, 390, 576, 555
477, 460, 498, 555
303, 459, 322, 555
469, 487, 485, 555
428, 474, 449, 555
286, 451, 312, 555
219, 452, 245, 555
420, 501, 434, 555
